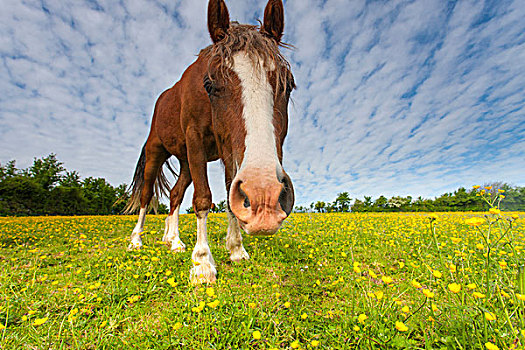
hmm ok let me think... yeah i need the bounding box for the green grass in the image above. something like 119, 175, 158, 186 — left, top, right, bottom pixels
0, 211, 524, 349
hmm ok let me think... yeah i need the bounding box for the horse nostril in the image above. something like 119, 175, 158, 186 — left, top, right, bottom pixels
240, 186, 251, 208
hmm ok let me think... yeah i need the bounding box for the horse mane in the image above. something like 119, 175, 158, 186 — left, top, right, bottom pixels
200, 23, 293, 93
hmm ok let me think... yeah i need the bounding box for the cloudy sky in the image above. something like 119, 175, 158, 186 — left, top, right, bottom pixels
1, 0, 524, 209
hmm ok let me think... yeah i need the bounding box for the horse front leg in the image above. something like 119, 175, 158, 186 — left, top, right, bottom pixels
226, 208, 250, 262
186, 132, 216, 284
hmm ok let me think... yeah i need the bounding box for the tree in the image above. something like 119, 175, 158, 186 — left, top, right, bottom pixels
334, 192, 352, 212
314, 201, 326, 213
28, 154, 65, 190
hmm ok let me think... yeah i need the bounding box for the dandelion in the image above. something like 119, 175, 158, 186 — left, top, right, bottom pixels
423, 289, 435, 298
411, 280, 422, 289
207, 299, 220, 308
284, 302, 291, 308
448, 283, 461, 293
485, 312, 496, 321
291, 340, 300, 349
485, 342, 499, 350
432, 270, 442, 278
311, 340, 320, 347
466, 217, 485, 226
473, 292, 485, 299
358, 314, 367, 323
252, 330, 261, 340
401, 306, 410, 313
353, 325, 360, 331
33, 317, 48, 326
381, 276, 393, 284
301, 313, 308, 319
395, 321, 408, 332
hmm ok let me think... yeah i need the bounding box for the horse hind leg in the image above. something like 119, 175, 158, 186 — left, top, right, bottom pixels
162, 161, 192, 252
128, 138, 170, 249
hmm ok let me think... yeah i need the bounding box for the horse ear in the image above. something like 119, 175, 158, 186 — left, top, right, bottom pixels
208, 0, 230, 43
261, 0, 284, 43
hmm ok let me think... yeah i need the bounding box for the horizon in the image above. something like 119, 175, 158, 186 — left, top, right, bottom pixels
1, 0, 524, 209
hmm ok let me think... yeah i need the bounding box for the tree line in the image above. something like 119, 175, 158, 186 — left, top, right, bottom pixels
1, 155, 523, 216
0, 154, 157, 216
294, 185, 525, 213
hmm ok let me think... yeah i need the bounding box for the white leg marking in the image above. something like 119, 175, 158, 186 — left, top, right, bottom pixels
128, 207, 146, 250
232, 52, 279, 170
226, 210, 249, 262
190, 210, 217, 284
162, 205, 185, 252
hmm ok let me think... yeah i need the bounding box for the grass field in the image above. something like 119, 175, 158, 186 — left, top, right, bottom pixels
0, 209, 524, 349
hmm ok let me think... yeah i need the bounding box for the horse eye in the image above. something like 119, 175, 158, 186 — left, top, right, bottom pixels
203, 75, 214, 95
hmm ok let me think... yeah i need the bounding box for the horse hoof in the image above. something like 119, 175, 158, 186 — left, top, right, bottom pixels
171, 241, 186, 253
190, 264, 217, 284
230, 247, 250, 262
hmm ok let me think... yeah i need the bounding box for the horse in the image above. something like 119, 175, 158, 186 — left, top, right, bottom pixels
125, 0, 295, 284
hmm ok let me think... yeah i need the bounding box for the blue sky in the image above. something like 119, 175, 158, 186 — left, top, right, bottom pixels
1, 0, 524, 209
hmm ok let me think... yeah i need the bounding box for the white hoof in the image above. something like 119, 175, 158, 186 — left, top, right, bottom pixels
190, 263, 217, 284
170, 239, 186, 252
230, 246, 250, 262
128, 234, 143, 250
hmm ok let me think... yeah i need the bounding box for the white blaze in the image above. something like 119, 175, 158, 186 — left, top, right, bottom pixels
232, 52, 278, 169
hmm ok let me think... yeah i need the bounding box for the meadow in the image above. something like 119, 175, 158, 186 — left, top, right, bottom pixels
0, 200, 524, 349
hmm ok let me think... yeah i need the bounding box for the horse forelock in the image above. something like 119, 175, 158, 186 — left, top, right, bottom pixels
201, 23, 293, 93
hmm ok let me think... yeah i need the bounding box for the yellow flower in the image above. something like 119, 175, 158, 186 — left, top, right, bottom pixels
353, 325, 360, 331
248, 302, 257, 309
485, 342, 499, 350
311, 340, 320, 347
173, 322, 182, 330
423, 289, 435, 298
466, 217, 485, 226
485, 186, 493, 190
381, 276, 393, 284
0, 323, 5, 330
206, 287, 215, 297
411, 280, 422, 289
252, 330, 261, 340
207, 299, 220, 308
358, 314, 368, 323
516, 294, 525, 301
429, 213, 438, 220
498, 261, 507, 269
301, 313, 308, 319
489, 208, 501, 215
368, 270, 377, 279
449, 264, 457, 273
395, 321, 408, 332
432, 270, 442, 279
374, 291, 384, 300
467, 283, 477, 290
398, 262, 405, 269
431, 303, 438, 312
401, 306, 410, 313
473, 185, 481, 189
473, 292, 485, 299
284, 302, 291, 308
291, 340, 300, 349
485, 312, 496, 321
33, 317, 48, 326
476, 243, 484, 249
448, 283, 461, 293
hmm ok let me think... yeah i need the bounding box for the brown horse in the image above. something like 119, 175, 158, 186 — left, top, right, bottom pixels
125, 0, 295, 284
